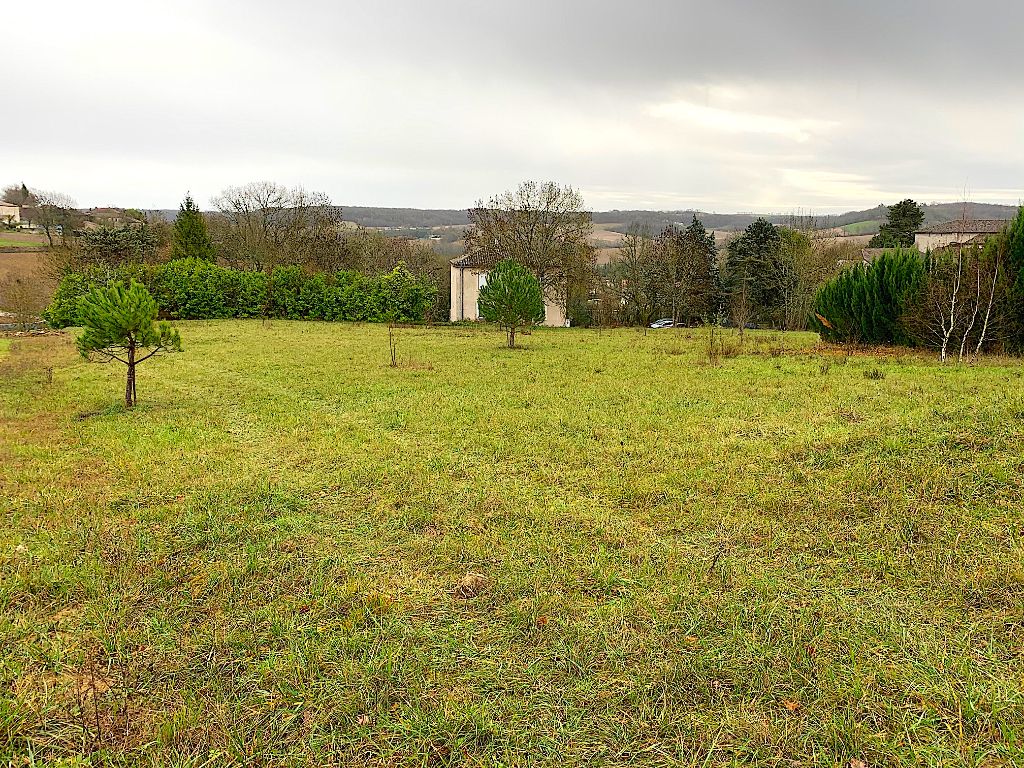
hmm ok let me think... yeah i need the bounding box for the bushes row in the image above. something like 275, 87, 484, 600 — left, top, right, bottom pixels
810, 249, 924, 345
44, 258, 438, 327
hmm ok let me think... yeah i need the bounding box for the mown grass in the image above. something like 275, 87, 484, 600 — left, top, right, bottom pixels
1, 322, 1022, 766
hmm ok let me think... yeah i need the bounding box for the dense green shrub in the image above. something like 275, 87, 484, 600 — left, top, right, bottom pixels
43, 264, 151, 327
152, 258, 234, 319
378, 264, 436, 322
80, 225, 159, 266
1004, 207, 1024, 353
810, 249, 925, 345
43, 272, 92, 328
44, 259, 438, 328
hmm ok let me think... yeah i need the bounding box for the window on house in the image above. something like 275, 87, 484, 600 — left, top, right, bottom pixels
476, 272, 488, 318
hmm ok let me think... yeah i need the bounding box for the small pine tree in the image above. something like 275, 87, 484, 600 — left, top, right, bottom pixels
77, 280, 182, 408
171, 193, 216, 262
477, 260, 546, 348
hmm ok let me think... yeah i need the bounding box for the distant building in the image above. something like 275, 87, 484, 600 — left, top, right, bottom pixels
0, 201, 20, 225
85, 207, 129, 226
857, 248, 887, 264
449, 253, 567, 326
914, 220, 1008, 252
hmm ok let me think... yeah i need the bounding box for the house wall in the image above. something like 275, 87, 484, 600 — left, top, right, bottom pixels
0, 204, 20, 224
450, 264, 567, 326
914, 233, 985, 252
450, 265, 483, 321
542, 288, 567, 327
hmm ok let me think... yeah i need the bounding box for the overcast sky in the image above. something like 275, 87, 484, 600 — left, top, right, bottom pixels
7, 0, 1023, 213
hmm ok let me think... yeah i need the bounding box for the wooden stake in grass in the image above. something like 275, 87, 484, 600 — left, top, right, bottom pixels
76, 280, 182, 408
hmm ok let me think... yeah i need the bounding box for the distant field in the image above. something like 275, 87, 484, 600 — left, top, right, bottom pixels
2, 322, 1022, 765
592, 224, 624, 264
0, 231, 47, 249
0, 250, 49, 283
590, 223, 624, 246
841, 220, 882, 235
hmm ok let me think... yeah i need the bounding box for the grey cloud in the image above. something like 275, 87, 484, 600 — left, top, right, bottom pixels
6, 0, 1023, 211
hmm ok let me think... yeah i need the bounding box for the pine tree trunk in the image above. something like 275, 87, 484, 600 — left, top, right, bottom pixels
508, 327, 516, 348
126, 344, 136, 409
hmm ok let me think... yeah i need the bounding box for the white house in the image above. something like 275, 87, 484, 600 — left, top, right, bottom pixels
449, 253, 568, 326
914, 219, 1008, 252
0, 201, 20, 226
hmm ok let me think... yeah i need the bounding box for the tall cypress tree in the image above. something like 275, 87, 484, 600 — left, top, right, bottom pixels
810, 249, 924, 345
171, 193, 216, 262
1004, 207, 1024, 353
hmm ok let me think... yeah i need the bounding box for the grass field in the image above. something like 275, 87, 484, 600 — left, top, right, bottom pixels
0, 231, 47, 249
841, 221, 883, 236
2, 322, 1023, 766
0, 250, 48, 285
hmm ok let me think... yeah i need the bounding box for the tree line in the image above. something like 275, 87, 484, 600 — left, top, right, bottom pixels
20, 177, 1024, 360
589, 215, 848, 334
812, 207, 1024, 360
34, 183, 454, 324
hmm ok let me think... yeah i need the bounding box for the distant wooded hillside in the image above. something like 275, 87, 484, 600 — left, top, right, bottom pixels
142, 201, 1019, 234
341, 202, 1020, 233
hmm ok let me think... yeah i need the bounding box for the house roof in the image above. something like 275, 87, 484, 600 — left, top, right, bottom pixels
450, 252, 493, 269
859, 248, 887, 262
917, 219, 1008, 235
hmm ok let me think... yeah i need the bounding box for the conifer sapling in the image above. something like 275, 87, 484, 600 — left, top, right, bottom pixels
76, 280, 182, 408
477, 260, 546, 348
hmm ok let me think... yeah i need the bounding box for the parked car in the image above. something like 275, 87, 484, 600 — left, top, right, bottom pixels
649, 318, 677, 329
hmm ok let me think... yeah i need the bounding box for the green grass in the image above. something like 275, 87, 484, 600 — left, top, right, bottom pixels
2, 323, 1023, 766
0, 233, 46, 249
841, 220, 883, 236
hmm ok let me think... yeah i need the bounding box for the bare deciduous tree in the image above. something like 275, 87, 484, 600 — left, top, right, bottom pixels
610, 225, 659, 327
778, 227, 844, 331
30, 190, 78, 247
463, 181, 596, 314
912, 207, 1005, 363
730, 277, 753, 345
210, 182, 344, 273
917, 240, 1002, 363
2, 183, 35, 207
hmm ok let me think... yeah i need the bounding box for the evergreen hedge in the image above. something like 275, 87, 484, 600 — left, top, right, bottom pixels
44, 259, 437, 328
810, 249, 924, 345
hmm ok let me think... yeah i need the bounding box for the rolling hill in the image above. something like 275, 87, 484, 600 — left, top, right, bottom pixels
141, 202, 1019, 235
